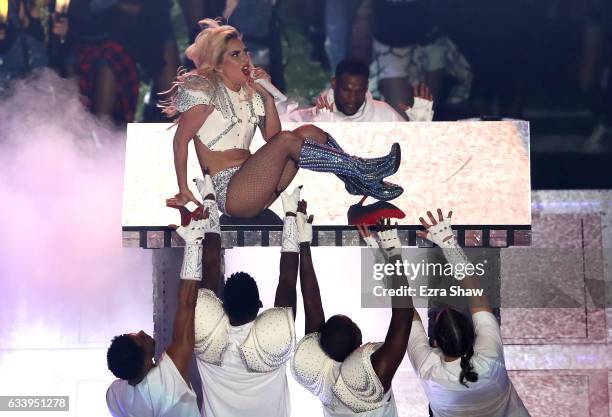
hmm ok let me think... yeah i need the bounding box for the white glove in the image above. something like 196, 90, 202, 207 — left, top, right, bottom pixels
176, 218, 206, 245
379, 227, 402, 259
194, 176, 215, 200
423, 215, 455, 248
363, 235, 379, 249
405, 97, 434, 122
422, 213, 469, 280
281, 186, 301, 214
194, 176, 220, 235
177, 218, 206, 281
297, 212, 313, 244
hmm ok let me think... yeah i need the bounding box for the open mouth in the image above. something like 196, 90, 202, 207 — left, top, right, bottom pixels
241, 65, 251, 76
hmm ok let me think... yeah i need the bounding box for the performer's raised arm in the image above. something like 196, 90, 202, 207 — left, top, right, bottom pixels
297, 201, 325, 335
291, 216, 407, 416
167, 174, 222, 382
296, 203, 325, 334
364, 220, 415, 392
408, 210, 531, 417
418, 208, 491, 314
165, 206, 209, 382
274, 187, 302, 319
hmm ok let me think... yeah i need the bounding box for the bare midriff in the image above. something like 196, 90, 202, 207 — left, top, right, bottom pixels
193, 137, 250, 176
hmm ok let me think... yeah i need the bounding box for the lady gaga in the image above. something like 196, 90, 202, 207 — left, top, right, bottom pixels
162, 19, 403, 221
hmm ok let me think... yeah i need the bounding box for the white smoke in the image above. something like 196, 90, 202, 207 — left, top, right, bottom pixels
0, 69, 153, 351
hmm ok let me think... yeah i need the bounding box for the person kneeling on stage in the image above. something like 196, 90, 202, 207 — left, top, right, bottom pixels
106, 177, 221, 417
289, 58, 434, 123
292, 212, 414, 416
409, 209, 531, 417
191, 186, 306, 417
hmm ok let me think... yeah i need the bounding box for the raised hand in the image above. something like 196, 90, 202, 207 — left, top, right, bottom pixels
249, 67, 273, 99
413, 83, 433, 101
315, 93, 334, 112
193, 176, 220, 235
296, 200, 314, 244
377, 218, 401, 251
401, 83, 434, 122
281, 186, 302, 215
356, 223, 379, 250
417, 208, 455, 247
173, 208, 210, 245
194, 176, 215, 201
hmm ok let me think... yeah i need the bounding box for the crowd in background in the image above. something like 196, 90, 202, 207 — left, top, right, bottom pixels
1, 0, 611, 134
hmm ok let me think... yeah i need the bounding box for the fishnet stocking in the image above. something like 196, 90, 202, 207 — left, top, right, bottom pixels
225, 126, 328, 217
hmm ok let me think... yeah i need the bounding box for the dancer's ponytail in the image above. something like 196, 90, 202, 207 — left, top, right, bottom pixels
433, 308, 479, 388
459, 345, 478, 387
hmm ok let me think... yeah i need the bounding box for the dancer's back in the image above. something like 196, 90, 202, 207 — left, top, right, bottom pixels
197, 319, 291, 417
409, 311, 528, 417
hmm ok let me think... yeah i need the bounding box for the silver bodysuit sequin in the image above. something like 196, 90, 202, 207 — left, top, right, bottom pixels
211, 166, 240, 215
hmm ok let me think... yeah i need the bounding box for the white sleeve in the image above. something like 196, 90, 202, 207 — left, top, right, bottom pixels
406, 319, 439, 378
106, 382, 128, 417
472, 311, 504, 360
155, 353, 199, 417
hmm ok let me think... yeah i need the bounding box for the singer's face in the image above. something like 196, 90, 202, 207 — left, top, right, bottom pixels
220, 38, 251, 88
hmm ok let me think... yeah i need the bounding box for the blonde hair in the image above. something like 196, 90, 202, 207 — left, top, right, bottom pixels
185, 18, 242, 79
160, 18, 252, 118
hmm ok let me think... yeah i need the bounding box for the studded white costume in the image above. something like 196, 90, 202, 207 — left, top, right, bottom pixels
194, 289, 295, 417
292, 333, 398, 417
172, 75, 266, 214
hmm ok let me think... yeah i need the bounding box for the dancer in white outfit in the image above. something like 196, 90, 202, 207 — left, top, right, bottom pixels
106, 177, 221, 417
192, 187, 309, 417
292, 213, 414, 417
409, 209, 531, 417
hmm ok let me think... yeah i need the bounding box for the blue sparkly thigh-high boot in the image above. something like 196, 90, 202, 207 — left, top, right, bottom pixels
326, 135, 401, 171
298, 139, 404, 201
323, 135, 403, 200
